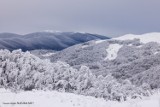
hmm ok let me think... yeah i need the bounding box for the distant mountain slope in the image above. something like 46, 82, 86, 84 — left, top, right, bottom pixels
50, 32, 160, 89
0, 32, 109, 51
114, 32, 160, 43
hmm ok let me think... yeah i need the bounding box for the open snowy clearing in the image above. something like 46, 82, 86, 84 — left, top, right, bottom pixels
0, 89, 160, 107
105, 44, 123, 60
114, 32, 160, 43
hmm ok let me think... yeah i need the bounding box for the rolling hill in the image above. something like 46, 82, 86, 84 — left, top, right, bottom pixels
0, 32, 109, 51
50, 32, 160, 89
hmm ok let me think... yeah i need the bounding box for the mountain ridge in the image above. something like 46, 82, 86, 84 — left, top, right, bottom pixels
0, 32, 110, 51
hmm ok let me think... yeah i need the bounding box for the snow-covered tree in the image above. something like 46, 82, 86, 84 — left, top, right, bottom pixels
0, 49, 150, 101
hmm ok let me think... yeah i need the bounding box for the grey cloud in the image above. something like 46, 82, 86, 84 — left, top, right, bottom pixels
0, 0, 160, 37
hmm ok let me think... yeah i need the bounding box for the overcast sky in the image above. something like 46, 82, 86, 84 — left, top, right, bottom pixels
0, 0, 160, 37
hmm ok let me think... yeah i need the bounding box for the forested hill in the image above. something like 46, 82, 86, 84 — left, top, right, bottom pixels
0, 32, 109, 51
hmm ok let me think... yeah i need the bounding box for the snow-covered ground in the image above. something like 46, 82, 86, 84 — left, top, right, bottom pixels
81, 45, 89, 48
42, 52, 55, 57
105, 44, 123, 60
114, 32, 160, 43
1, 89, 159, 107
95, 40, 106, 44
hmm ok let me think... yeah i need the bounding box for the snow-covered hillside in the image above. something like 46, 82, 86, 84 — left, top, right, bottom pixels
114, 32, 160, 43
0, 89, 160, 107
1, 33, 160, 107
51, 32, 160, 89
105, 33, 160, 60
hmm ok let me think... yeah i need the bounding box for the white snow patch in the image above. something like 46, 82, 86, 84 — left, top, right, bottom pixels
114, 32, 160, 44
95, 40, 106, 44
42, 53, 55, 57
105, 44, 123, 60
81, 45, 89, 48
0, 89, 160, 107
128, 44, 133, 46
154, 52, 159, 55
44, 30, 62, 33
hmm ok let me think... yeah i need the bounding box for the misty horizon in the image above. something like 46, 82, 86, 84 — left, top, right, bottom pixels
0, 0, 160, 37
0, 30, 160, 38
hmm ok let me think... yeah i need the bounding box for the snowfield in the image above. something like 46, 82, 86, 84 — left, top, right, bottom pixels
114, 32, 160, 43
0, 89, 160, 107
105, 44, 123, 60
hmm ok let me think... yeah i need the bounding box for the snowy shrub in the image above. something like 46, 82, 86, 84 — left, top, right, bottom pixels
0, 49, 150, 101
